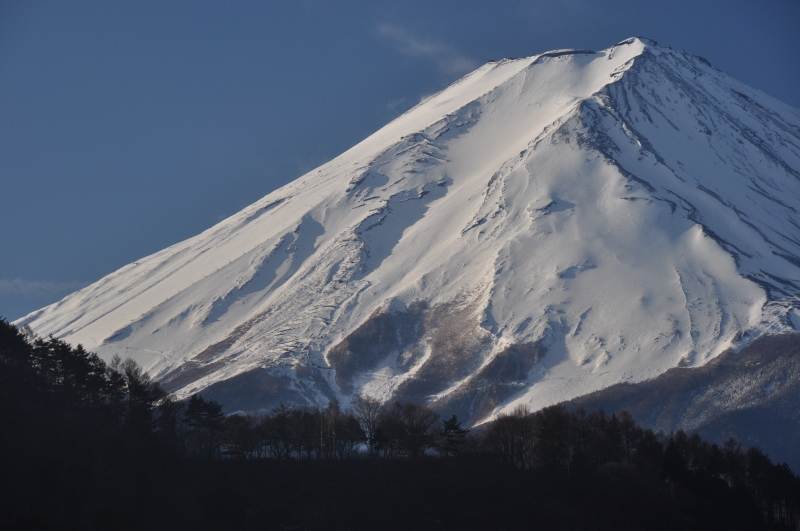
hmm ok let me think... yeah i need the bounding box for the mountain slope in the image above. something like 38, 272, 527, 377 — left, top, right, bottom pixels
18, 38, 800, 423
564, 333, 800, 471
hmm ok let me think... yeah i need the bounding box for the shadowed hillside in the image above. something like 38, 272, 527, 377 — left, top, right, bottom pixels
564, 333, 800, 471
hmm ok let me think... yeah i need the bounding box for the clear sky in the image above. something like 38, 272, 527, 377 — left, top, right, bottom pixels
2, 0, 799, 320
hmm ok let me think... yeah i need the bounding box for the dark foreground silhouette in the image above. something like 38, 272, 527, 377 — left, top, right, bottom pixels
2, 318, 798, 530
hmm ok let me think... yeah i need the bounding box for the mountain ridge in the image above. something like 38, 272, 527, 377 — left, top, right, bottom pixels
17, 37, 800, 425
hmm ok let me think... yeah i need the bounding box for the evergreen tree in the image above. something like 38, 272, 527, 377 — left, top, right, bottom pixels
185, 394, 225, 458
440, 414, 469, 457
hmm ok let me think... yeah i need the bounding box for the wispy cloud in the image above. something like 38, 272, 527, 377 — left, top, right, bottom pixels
378, 24, 478, 77
386, 97, 406, 112
0, 278, 87, 298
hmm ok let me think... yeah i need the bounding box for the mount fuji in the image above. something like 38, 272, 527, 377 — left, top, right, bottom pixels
18, 38, 800, 426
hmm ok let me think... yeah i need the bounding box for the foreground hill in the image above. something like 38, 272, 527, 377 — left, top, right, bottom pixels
17, 38, 800, 425
2, 318, 798, 530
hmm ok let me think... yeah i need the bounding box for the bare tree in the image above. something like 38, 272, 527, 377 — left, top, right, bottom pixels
618, 410, 642, 465
484, 405, 536, 469
224, 413, 257, 459
383, 402, 439, 458
353, 394, 384, 456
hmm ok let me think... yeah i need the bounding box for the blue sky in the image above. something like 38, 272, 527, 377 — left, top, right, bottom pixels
2, 0, 799, 320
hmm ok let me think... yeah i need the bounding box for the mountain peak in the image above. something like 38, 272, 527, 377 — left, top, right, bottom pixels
19, 39, 800, 423
614, 36, 656, 47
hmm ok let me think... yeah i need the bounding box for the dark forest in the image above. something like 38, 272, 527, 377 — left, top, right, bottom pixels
1, 318, 798, 530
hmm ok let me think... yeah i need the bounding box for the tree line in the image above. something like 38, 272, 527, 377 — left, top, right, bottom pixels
185, 396, 468, 461
483, 404, 800, 528
0, 313, 467, 462
2, 317, 799, 530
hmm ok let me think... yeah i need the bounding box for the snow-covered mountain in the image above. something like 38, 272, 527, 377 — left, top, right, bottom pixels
18, 38, 800, 423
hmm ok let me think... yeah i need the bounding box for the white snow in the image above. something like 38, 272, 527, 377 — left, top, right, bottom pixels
17, 38, 800, 419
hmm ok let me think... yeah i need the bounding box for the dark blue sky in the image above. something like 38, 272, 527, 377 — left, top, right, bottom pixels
2, 0, 799, 320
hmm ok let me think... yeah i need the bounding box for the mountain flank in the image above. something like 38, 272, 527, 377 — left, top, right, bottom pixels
564, 332, 800, 471
17, 38, 800, 433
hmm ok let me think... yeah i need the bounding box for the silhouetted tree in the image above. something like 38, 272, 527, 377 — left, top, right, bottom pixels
185, 394, 225, 458
534, 405, 574, 472
722, 437, 748, 487
617, 410, 642, 465
353, 394, 383, 456
439, 414, 469, 457
484, 405, 536, 469
266, 404, 296, 459
224, 413, 257, 458
381, 402, 439, 458
154, 393, 185, 449
118, 357, 164, 437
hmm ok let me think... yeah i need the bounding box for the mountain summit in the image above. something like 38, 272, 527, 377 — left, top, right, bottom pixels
19, 38, 800, 423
